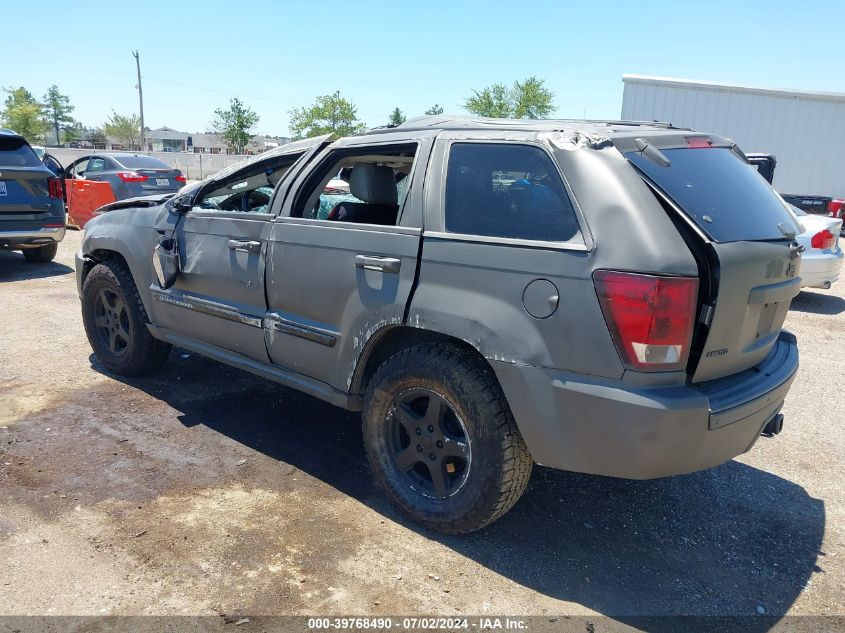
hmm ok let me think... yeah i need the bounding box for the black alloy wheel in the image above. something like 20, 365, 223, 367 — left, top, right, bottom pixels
386, 388, 471, 499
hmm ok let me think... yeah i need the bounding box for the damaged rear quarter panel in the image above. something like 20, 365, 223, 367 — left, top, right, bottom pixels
408, 238, 623, 377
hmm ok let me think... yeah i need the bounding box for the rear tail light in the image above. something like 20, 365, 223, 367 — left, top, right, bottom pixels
829, 199, 845, 219
175, 174, 186, 183
594, 271, 699, 372
47, 177, 62, 199
116, 171, 148, 182
810, 229, 836, 250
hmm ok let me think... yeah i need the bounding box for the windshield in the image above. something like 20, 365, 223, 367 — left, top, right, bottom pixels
626, 147, 800, 242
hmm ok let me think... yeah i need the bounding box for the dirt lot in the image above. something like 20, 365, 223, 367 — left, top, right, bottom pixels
1, 231, 843, 623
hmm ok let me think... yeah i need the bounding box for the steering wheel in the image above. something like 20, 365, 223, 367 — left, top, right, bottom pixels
240, 189, 271, 213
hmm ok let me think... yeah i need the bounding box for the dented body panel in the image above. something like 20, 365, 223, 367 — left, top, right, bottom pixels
76, 116, 800, 481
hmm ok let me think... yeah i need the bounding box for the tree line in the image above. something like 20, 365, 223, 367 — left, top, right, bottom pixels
1, 76, 555, 151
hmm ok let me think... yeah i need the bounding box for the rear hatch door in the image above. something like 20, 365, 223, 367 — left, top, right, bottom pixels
624, 136, 803, 383
0, 168, 53, 219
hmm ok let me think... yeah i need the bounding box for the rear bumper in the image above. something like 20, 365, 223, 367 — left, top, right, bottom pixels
0, 225, 66, 249
493, 331, 798, 479
799, 249, 843, 288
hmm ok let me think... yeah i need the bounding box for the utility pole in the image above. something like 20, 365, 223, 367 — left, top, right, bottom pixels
132, 51, 146, 151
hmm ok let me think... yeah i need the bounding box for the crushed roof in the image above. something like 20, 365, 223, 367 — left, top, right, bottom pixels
365, 115, 683, 136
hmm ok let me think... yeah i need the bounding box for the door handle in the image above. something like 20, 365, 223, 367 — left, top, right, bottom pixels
228, 240, 261, 254
355, 255, 401, 274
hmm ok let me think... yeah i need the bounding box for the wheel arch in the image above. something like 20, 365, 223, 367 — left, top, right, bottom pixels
80, 237, 154, 317
350, 325, 503, 399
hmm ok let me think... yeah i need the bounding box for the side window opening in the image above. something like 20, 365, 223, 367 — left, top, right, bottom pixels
295, 144, 418, 226
445, 143, 582, 243
70, 158, 89, 177
191, 153, 303, 214
87, 158, 106, 173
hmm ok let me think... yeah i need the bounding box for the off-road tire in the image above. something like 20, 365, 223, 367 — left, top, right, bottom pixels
363, 343, 533, 534
22, 243, 58, 263
81, 259, 171, 376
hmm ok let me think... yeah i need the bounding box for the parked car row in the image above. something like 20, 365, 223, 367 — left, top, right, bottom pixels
789, 206, 843, 289
74, 117, 805, 533
748, 153, 845, 233
0, 132, 187, 262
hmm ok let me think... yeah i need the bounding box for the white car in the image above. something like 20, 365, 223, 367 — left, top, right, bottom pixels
791, 206, 843, 289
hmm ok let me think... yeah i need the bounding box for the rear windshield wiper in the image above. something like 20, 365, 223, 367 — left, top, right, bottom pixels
634, 138, 671, 167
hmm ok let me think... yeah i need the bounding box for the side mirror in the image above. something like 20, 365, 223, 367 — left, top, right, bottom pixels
172, 196, 193, 214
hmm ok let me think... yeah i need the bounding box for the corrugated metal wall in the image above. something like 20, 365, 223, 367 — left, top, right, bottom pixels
621, 78, 845, 199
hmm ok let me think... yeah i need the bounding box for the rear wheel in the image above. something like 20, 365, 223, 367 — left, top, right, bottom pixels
81, 259, 171, 376
363, 343, 532, 534
22, 243, 58, 263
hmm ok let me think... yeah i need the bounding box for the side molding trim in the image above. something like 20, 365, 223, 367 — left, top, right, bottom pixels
263, 312, 337, 347
151, 289, 263, 328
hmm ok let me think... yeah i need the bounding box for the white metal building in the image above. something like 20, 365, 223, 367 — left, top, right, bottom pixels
621, 75, 845, 199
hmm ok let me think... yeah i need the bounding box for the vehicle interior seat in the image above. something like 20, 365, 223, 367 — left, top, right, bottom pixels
445, 163, 497, 234
328, 163, 399, 225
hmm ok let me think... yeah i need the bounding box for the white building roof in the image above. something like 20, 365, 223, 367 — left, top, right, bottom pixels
623, 74, 845, 104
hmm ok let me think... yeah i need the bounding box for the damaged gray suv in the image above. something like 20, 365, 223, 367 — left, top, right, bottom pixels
75, 117, 801, 533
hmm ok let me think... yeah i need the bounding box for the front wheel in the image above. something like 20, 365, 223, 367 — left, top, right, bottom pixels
363, 343, 533, 534
81, 259, 171, 376
22, 243, 58, 262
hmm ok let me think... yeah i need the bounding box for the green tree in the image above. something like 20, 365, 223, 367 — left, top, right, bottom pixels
388, 107, 406, 126
425, 104, 444, 115
212, 97, 259, 154
89, 128, 107, 148
289, 91, 366, 140
512, 77, 555, 118
61, 121, 84, 144
1, 87, 49, 142
42, 85, 75, 147
464, 76, 555, 119
102, 111, 141, 148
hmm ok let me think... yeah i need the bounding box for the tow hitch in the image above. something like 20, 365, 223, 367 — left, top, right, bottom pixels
761, 413, 784, 437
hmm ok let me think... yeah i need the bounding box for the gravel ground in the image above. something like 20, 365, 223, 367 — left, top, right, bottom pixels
0, 231, 843, 623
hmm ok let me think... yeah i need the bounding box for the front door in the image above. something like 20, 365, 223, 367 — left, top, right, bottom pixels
149, 139, 328, 362
264, 132, 435, 392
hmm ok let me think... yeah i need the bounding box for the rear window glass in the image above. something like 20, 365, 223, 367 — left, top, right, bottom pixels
445, 143, 582, 242
626, 147, 799, 242
117, 155, 170, 169
0, 137, 42, 167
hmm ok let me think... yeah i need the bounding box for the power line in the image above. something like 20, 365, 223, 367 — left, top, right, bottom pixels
141, 75, 389, 119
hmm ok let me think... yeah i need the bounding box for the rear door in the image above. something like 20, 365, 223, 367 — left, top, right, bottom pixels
625, 138, 803, 382
264, 131, 434, 391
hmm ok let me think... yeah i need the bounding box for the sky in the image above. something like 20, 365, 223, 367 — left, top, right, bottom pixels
2, 0, 843, 137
